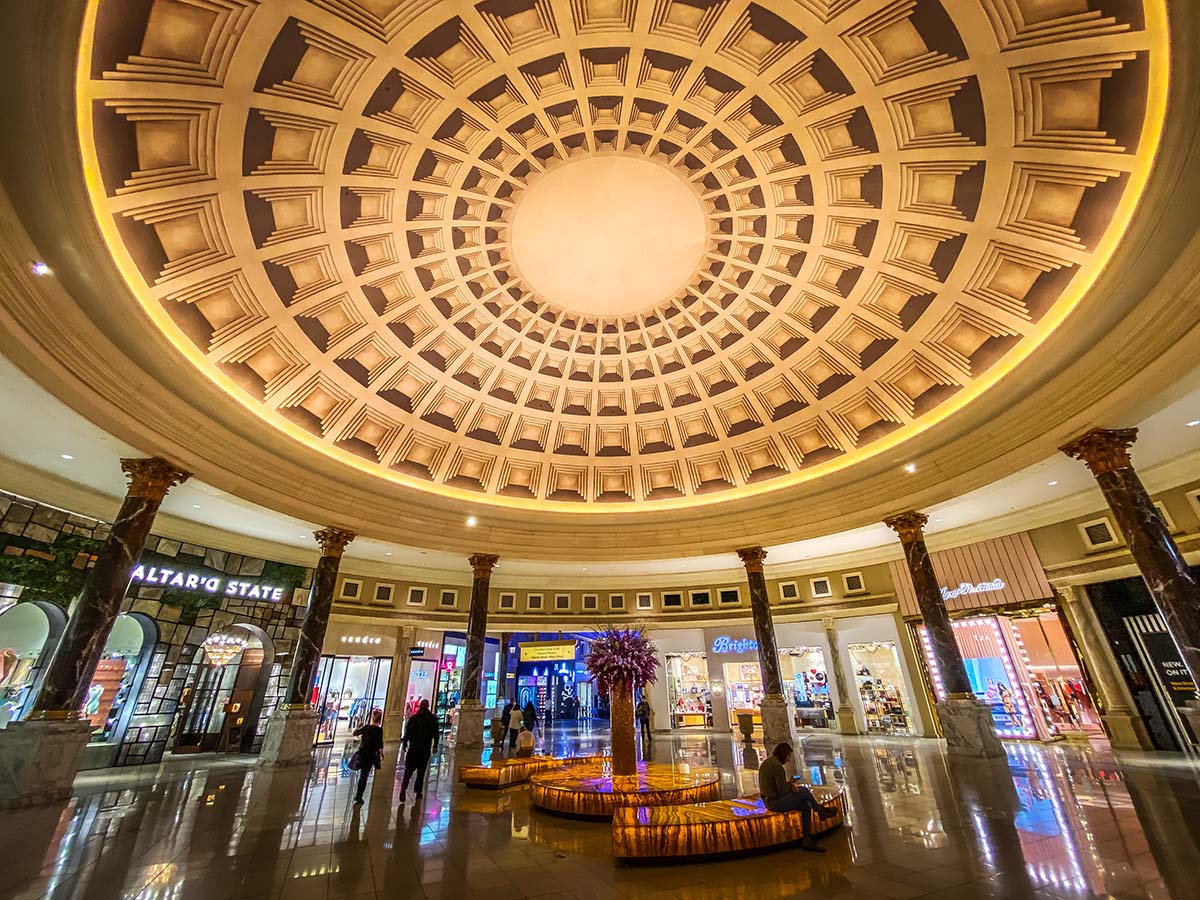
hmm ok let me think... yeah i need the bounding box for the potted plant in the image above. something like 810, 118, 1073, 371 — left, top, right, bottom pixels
585, 627, 659, 776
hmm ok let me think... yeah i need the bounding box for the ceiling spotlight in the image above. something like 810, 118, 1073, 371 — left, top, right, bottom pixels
904, 462, 917, 474
1048, 480, 1059, 486
385, 551, 392, 556
30, 261, 51, 277
466, 515, 478, 528
60, 453, 74, 461
192, 504, 201, 509
1188, 420, 1200, 428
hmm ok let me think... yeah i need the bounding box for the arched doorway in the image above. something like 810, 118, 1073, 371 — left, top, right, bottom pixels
172, 624, 275, 754
0, 600, 67, 724
78, 613, 157, 768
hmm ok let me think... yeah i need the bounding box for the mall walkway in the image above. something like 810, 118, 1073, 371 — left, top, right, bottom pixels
0, 726, 1196, 899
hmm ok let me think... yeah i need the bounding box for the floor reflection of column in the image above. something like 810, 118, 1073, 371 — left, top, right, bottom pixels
228, 768, 307, 898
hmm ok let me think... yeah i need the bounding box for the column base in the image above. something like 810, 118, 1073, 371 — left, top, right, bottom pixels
936, 696, 1006, 759
833, 706, 859, 735
256, 707, 319, 768
0, 718, 94, 808
455, 699, 486, 750
1101, 710, 1154, 750
1179, 704, 1200, 749
760, 694, 796, 753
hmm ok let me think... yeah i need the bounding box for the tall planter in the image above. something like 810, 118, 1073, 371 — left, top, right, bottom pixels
610, 679, 636, 776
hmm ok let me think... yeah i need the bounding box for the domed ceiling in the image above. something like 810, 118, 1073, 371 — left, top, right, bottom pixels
76, 0, 1164, 509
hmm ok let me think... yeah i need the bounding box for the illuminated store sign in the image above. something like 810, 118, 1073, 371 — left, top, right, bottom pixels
519, 641, 577, 662
939, 579, 1005, 601
341, 636, 383, 646
128, 565, 286, 602
711, 636, 759, 654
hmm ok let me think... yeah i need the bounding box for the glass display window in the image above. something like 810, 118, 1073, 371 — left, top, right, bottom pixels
723, 661, 764, 728
404, 660, 437, 716
84, 614, 152, 744
780, 646, 833, 729
313, 654, 392, 745
665, 652, 711, 727
847, 641, 914, 735
0, 601, 60, 726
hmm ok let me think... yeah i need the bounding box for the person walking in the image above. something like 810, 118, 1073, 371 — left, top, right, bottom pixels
635, 697, 652, 744
351, 708, 384, 805
522, 700, 537, 733
400, 699, 440, 800
515, 725, 535, 758
507, 702, 524, 752
757, 742, 839, 852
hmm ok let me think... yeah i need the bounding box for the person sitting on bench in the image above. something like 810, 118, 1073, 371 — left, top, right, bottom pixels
757, 741, 839, 852
514, 724, 536, 758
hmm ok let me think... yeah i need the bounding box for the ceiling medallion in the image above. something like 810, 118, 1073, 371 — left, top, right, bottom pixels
76, 0, 1166, 509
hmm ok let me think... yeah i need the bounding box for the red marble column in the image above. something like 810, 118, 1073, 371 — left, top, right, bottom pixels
30, 457, 190, 718
1061, 428, 1200, 686
736, 547, 784, 696
461, 553, 499, 703
283, 527, 356, 707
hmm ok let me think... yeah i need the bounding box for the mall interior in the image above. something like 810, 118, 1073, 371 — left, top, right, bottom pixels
0, 0, 1199, 897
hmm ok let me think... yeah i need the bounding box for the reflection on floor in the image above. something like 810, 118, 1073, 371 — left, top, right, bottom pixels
1, 725, 1198, 899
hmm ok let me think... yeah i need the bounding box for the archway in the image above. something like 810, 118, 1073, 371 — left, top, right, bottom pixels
78, 612, 158, 768
0, 600, 67, 723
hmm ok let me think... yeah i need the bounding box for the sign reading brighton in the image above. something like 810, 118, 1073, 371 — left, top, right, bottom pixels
939, 579, 1006, 601
711, 636, 759, 654
128, 564, 287, 602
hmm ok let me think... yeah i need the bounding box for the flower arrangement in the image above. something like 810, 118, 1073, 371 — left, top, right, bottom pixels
585, 627, 659, 692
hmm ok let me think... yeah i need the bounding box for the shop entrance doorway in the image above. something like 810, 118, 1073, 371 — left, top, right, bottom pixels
0, 600, 66, 725
312, 655, 391, 745
172, 624, 274, 755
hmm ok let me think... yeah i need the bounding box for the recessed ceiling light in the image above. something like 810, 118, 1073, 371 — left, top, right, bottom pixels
60, 453, 74, 461
1047, 480, 1059, 486
466, 515, 478, 528
935, 518, 943, 523
192, 504, 200, 509
582, 567, 587, 571
385, 551, 392, 556
30, 261, 51, 276
903, 462, 917, 474
1188, 420, 1200, 428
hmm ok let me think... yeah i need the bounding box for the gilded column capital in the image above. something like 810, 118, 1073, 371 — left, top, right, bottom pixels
469, 553, 499, 580
736, 546, 767, 573
314, 527, 356, 558
120, 457, 191, 501
821, 616, 837, 632
1060, 427, 1138, 476
883, 510, 928, 543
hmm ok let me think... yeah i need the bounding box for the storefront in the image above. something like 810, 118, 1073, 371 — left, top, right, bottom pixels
402, 631, 443, 717
511, 634, 597, 721
894, 532, 1102, 743
664, 652, 711, 727
80, 613, 158, 767
434, 631, 500, 726
0, 599, 66, 725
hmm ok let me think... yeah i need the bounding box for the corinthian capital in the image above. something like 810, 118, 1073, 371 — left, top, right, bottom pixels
314, 527, 356, 558
470, 553, 499, 580
1060, 428, 1138, 476
121, 457, 191, 501
737, 547, 767, 573
884, 511, 929, 543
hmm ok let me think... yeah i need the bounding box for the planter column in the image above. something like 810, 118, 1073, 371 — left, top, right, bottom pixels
737, 547, 795, 752
0, 457, 190, 808
456, 553, 498, 751
258, 526, 355, 768
1061, 427, 1200, 740
822, 618, 859, 734
885, 512, 1005, 758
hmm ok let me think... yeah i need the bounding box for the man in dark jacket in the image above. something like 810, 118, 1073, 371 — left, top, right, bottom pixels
400, 699, 440, 799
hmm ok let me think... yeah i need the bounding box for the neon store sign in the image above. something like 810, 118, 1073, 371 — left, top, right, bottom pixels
939, 579, 1005, 601
711, 636, 759, 654
128, 565, 287, 602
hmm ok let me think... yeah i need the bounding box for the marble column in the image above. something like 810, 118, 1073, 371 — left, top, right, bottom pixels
456, 553, 498, 751
822, 617, 860, 734
1055, 584, 1152, 750
1061, 427, 1200, 742
884, 512, 1005, 758
258, 526, 355, 768
737, 547, 795, 752
0, 457, 190, 807
383, 626, 414, 742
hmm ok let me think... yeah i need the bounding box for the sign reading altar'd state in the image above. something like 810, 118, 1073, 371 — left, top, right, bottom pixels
889, 532, 1054, 618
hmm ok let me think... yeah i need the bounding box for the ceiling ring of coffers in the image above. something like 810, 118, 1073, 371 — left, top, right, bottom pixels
75, 0, 1167, 509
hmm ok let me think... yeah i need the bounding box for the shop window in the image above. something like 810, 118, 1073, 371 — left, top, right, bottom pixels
1153, 501, 1179, 533
780, 646, 834, 729
666, 653, 712, 727
527, 593, 544, 610
1078, 516, 1121, 551
406, 586, 426, 607
636, 592, 653, 611
499, 592, 516, 610
843, 572, 866, 594
847, 641, 913, 735
439, 589, 458, 608
810, 577, 833, 599
372, 583, 394, 604
339, 579, 362, 601
719, 588, 740, 605
779, 581, 799, 601
662, 591, 683, 609
689, 590, 711, 607
609, 593, 625, 610
582, 593, 598, 611
555, 593, 571, 610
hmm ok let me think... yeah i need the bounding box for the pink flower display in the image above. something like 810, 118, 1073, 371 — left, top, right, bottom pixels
585, 627, 660, 693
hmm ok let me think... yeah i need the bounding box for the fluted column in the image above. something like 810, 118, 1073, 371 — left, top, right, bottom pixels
0, 458, 190, 807
737, 547, 794, 752
885, 512, 1004, 757
1055, 585, 1152, 750
1061, 428, 1200, 686
283, 527, 356, 707
259, 526, 355, 768
822, 617, 859, 734
456, 553, 498, 751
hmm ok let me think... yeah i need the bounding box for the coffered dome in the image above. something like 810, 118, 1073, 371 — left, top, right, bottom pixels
74, 0, 1165, 510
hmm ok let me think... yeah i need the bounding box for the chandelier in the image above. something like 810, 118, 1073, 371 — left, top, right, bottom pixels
202, 631, 247, 667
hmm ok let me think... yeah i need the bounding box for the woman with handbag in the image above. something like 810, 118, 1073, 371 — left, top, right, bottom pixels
351, 707, 384, 804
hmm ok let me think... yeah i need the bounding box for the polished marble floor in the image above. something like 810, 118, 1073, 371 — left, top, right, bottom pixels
1, 724, 1198, 900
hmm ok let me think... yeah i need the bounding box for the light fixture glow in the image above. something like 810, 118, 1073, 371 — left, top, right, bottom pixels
1048, 480, 1059, 486
202, 631, 247, 667
466, 515, 478, 527
1188, 420, 1200, 428
192, 504, 201, 509
385, 551, 392, 556
60, 453, 74, 461
30, 261, 51, 276
904, 462, 917, 474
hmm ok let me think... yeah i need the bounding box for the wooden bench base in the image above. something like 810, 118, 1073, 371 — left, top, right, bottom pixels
458, 754, 604, 789
612, 784, 846, 859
